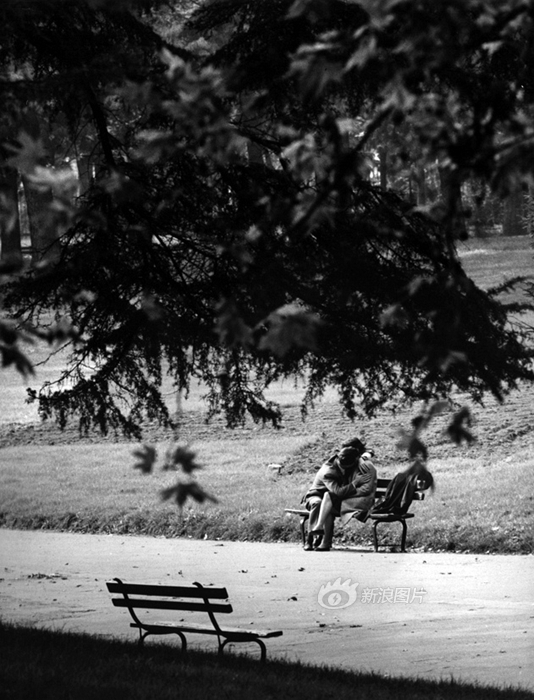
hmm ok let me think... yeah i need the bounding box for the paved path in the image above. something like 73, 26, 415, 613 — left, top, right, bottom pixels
1, 528, 533, 691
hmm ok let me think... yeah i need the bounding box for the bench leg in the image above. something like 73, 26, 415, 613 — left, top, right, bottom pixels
373, 519, 409, 552
400, 519, 408, 553
219, 638, 267, 663
372, 520, 379, 552
176, 631, 187, 654
137, 630, 187, 654
299, 516, 308, 547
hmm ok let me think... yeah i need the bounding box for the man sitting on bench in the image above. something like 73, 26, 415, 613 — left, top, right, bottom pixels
302, 441, 377, 551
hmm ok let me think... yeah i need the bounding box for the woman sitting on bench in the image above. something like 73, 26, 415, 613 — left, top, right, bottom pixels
302, 440, 377, 551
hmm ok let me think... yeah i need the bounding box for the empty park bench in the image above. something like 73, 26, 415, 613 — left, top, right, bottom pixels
285, 477, 425, 552
106, 578, 283, 662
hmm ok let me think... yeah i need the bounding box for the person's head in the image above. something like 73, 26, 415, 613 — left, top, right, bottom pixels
337, 446, 358, 470
341, 437, 366, 458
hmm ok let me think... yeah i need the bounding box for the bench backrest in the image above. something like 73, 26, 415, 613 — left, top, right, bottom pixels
106, 579, 233, 614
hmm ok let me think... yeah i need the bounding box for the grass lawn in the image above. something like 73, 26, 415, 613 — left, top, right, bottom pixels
2, 622, 532, 700
1, 236, 534, 553
1, 388, 534, 552
0, 434, 311, 540
458, 234, 534, 301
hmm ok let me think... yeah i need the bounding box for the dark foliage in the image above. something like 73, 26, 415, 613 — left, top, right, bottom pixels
1, 0, 534, 444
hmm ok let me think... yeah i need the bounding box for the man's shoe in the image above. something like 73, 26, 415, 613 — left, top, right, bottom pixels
304, 533, 314, 551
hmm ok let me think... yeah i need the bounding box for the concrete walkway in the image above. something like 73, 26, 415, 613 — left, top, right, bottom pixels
1, 528, 533, 691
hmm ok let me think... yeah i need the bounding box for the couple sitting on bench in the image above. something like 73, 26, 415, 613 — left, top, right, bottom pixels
303, 437, 377, 551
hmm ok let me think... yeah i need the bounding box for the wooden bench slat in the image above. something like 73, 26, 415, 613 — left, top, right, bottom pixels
111, 598, 233, 614
106, 582, 228, 598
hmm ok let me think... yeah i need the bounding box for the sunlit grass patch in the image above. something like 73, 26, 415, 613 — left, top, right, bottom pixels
1, 428, 533, 552
0, 436, 310, 540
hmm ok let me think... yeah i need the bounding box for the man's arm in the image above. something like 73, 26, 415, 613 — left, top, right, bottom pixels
322, 466, 359, 499
352, 460, 377, 497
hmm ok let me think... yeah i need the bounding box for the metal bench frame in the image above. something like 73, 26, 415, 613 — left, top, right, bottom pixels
107, 578, 282, 662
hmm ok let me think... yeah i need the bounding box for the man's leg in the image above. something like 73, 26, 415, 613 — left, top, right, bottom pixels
304, 496, 322, 550
315, 492, 338, 550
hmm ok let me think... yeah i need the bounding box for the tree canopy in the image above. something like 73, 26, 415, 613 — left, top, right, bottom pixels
1, 0, 534, 446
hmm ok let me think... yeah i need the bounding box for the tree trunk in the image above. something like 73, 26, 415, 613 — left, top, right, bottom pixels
76, 153, 93, 196
502, 190, 526, 237
378, 146, 388, 190
0, 166, 22, 264
247, 139, 264, 165
22, 175, 61, 264
414, 164, 428, 205
439, 166, 467, 238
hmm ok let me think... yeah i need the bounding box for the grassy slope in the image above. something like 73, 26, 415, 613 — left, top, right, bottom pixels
2, 622, 533, 700
0, 237, 533, 553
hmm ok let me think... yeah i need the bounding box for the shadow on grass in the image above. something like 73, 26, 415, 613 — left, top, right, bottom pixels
1, 621, 532, 700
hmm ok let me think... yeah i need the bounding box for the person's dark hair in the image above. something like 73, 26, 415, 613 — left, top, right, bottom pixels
338, 446, 358, 467
341, 437, 366, 457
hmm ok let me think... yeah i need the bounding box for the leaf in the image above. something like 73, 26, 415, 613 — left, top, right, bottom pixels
215, 299, 252, 349
160, 482, 187, 506
5, 133, 46, 175
160, 481, 218, 508
287, 0, 330, 21
380, 304, 409, 328
447, 407, 475, 445
162, 445, 202, 474
28, 166, 78, 196
133, 444, 157, 474
184, 481, 218, 504
482, 41, 503, 57
407, 436, 428, 460
0, 253, 23, 277
258, 309, 321, 357
0, 345, 34, 378
396, 429, 428, 459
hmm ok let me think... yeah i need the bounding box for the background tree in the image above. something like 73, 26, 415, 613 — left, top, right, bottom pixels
1, 0, 533, 460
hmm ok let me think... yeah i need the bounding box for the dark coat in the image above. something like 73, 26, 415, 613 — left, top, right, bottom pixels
371, 462, 433, 516
304, 455, 377, 524
338, 455, 377, 524
371, 472, 418, 515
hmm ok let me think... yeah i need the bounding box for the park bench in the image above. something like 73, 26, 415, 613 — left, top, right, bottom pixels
284, 477, 425, 553
106, 578, 283, 662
